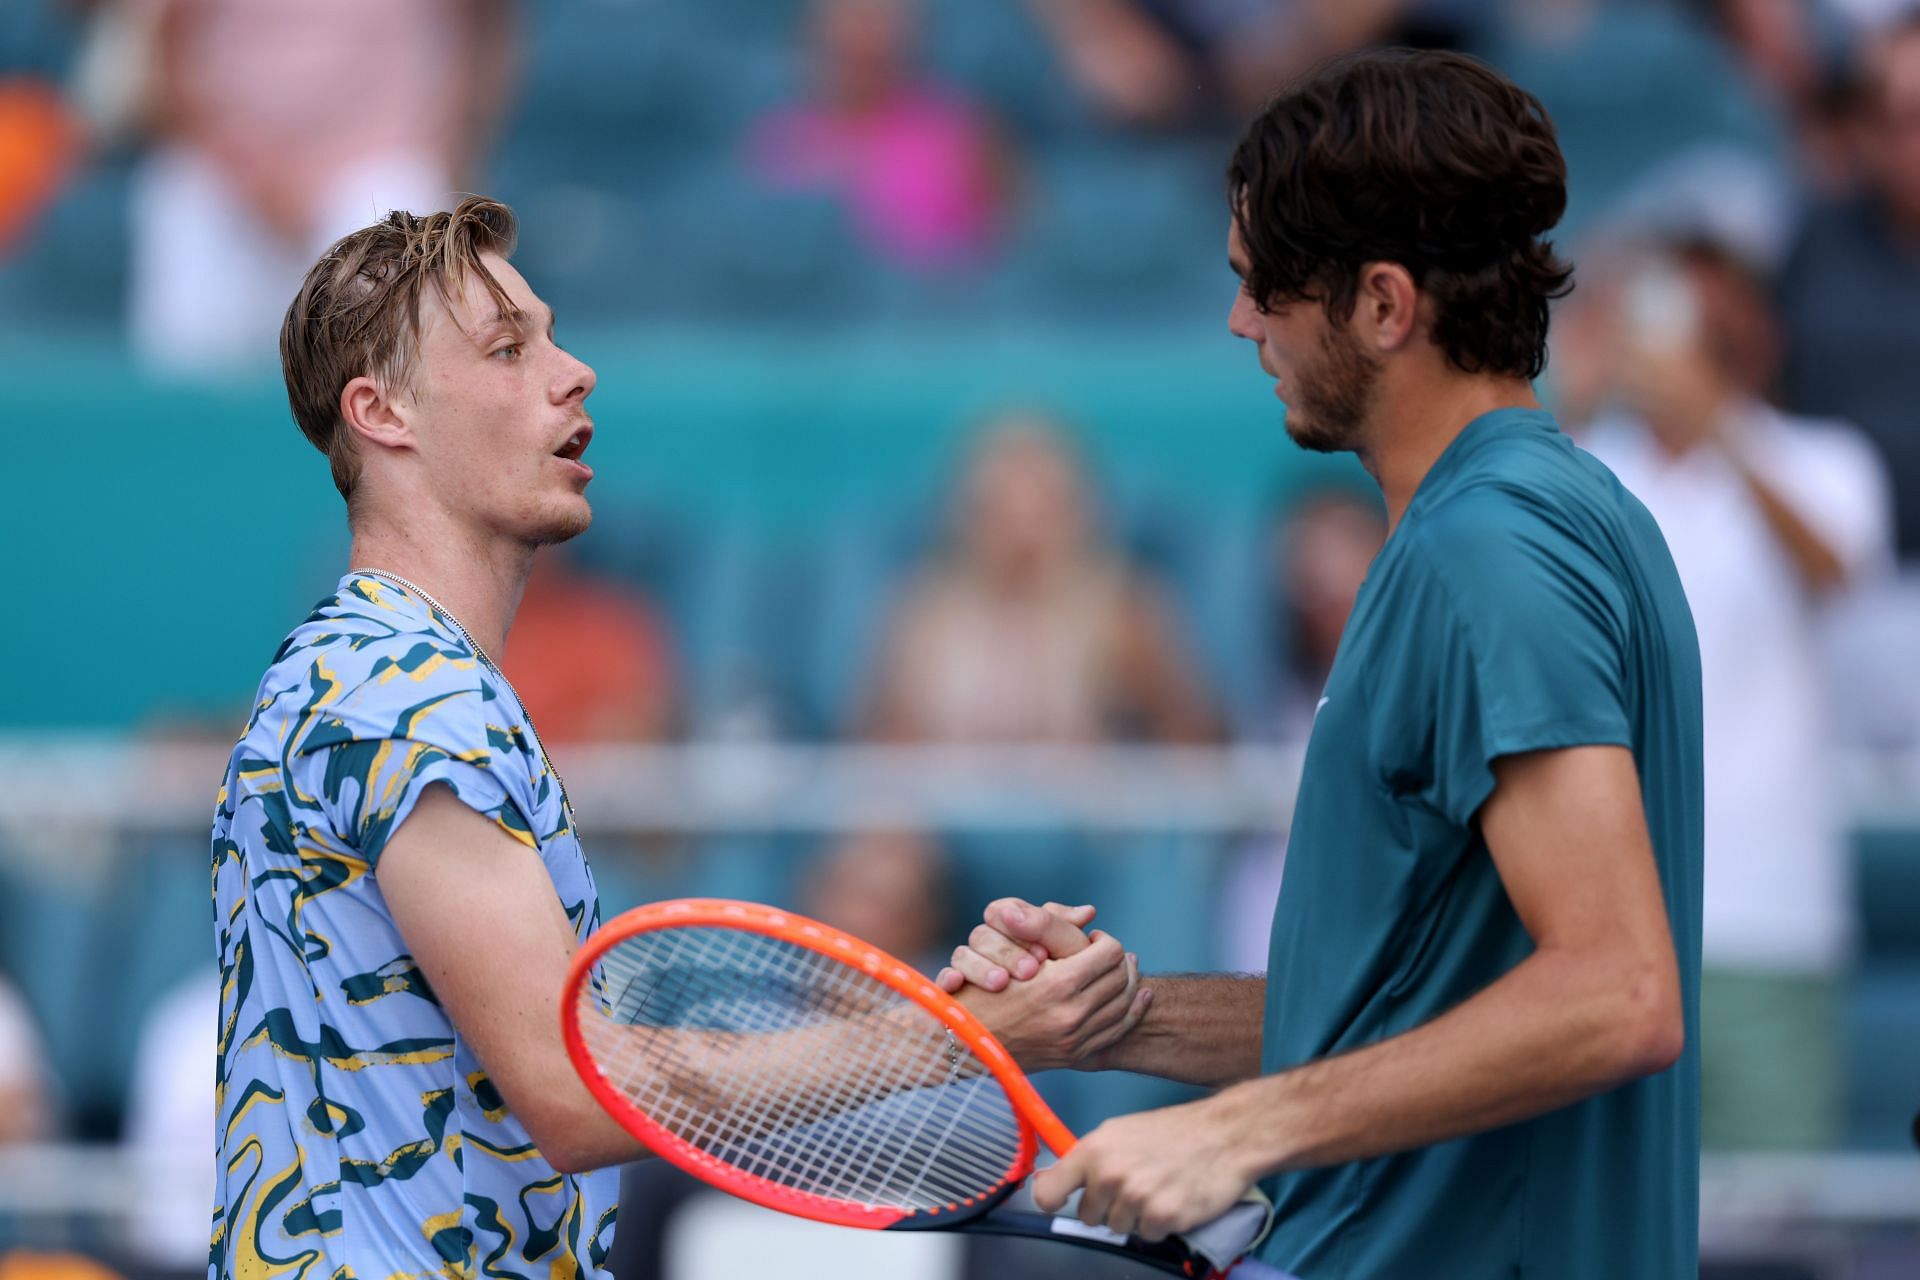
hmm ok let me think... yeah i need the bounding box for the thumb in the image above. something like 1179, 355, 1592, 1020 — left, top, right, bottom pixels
993, 899, 1091, 958
1030, 1153, 1084, 1215
1042, 901, 1098, 929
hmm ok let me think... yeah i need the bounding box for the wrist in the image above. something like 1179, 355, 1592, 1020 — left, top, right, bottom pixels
1212, 1069, 1310, 1181
1189, 1086, 1277, 1188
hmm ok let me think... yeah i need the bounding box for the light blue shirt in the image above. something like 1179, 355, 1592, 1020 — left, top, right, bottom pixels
211, 573, 618, 1280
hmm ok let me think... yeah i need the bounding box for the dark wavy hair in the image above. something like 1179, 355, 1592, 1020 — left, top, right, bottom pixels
1227, 48, 1573, 380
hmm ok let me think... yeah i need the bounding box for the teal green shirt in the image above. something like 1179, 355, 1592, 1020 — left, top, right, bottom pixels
1257, 409, 1703, 1278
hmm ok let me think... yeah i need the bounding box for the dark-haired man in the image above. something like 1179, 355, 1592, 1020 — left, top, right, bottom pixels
939, 48, 1703, 1277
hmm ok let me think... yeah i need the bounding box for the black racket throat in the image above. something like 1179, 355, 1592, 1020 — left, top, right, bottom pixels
884, 1184, 1212, 1277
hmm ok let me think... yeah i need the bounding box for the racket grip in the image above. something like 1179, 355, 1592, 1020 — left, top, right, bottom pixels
1178, 1188, 1274, 1272
1047, 1185, 1273, 1276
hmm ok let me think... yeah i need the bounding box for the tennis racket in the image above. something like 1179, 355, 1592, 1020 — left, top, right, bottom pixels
561, 898, 1272, 1277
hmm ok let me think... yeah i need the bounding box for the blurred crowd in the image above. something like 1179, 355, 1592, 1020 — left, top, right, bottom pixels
4, 0, 1920, 1274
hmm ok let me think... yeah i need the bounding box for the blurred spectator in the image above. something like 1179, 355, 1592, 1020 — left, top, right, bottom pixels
797, 828, 952, 972
1567, 235, 1894, 1150
749, 0, 1009, 270
128, 0, 515, 374
500, 547, 677, 764
0, 78, 79, 255
1778, 12, 1920, 558
1701, 0, 1867, 195
0, 1255, 123, 1280
864, 412, 1218, 744
1475, 0, 1787, 247
0, 968, 54, 1144
1219, 488, 1385, 972
1020, 0, 1426, 129
1258, 489, 1388, 743
119, 971, 217, 1271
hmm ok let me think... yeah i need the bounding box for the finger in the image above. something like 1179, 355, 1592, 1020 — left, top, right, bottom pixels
990, 899, 1091, 958
1069, 948, 1133, 1020
947, 945, 1009, 992
1046, 931, 1126, 994
968, 922, 1041, 980
1083, 984, 1152, 1056
1041, 901, 1098, 928
1030, 904, 1092, 962
1030, 1154, 1084, 1215
1076, 1174, 1117, 1229
935, 967, 963, 994
1090, 951, 1128, 1028
1066, 969, 1138, 1051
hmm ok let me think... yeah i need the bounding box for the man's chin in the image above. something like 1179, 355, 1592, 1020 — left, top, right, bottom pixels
531, 500, 593, 547
1284, 413, 1348, 455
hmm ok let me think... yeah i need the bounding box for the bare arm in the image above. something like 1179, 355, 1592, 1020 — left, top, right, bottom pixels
1216, 745, 1682, 1172
1020, 0, 1196, 126
939, 899, 1262, 1085
382, 791, 1145, 1172
1723, 447, 1849, 593
1085, 973, 1263, 1085
1620, 344, 1852, 593
1114, 584, 1222, 744
1030, 745, 1686, 1236
860, 596, 929, 743
378, 783, 650, 1174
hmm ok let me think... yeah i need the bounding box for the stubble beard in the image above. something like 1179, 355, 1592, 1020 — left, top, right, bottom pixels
1285, 323, 1382, 455
532, 499, 593, 547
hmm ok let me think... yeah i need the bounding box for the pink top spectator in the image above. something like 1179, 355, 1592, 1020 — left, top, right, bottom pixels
753, 88, 1001, 269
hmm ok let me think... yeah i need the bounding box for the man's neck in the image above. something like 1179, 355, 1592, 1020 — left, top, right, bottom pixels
348, 513, 534, 662
1361, 372, 1543, 533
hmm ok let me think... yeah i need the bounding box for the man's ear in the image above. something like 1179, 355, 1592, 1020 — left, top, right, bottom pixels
339, 374, 412, 453
1354, 261, 1421, 353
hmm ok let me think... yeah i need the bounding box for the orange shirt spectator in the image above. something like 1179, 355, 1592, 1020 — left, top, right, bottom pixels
501, 552, 675, 759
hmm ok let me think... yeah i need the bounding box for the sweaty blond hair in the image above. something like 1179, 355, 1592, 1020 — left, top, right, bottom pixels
280, 195, 519, 504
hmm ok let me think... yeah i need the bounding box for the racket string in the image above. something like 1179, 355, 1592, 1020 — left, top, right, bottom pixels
579, 925, 1026, 1212
591, 943, 1011, 1206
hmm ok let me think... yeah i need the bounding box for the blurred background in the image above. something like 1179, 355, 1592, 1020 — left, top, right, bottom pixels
2, 0, 1919, 1276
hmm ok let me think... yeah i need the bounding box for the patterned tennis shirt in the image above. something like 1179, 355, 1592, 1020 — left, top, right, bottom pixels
210, 572, 618, 1280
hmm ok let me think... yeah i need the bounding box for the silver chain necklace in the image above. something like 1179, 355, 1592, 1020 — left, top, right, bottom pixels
353, 568, 574, 821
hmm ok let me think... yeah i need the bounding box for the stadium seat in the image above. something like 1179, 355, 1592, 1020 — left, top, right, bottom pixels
1844, 826, 1920, 1149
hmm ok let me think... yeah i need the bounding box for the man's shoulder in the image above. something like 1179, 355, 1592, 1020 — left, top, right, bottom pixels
1398, 450, 1641, 627
1411, 454, 1607, 560
258, 581, 494, 757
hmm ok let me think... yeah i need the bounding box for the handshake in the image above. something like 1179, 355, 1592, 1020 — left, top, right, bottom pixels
934, 897, 1152, 1074
931, 898, 1272, 1245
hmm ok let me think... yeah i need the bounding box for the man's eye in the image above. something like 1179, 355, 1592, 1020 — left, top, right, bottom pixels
493, 344, 522, 360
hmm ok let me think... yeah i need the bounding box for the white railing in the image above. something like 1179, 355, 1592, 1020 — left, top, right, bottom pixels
0, 737, 1917, 841
0, 739, 1306, 839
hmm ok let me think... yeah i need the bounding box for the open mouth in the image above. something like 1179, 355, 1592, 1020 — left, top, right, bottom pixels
553, 423, 593, 462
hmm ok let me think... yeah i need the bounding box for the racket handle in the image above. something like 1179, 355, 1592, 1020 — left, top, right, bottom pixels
956, 1208, 1219, 1277
1179, 1190, 1274, 1271
1045, 1185, 1273, 1276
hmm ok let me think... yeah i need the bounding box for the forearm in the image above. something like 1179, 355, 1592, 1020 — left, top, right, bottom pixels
1210, 944, 1678, 1177
1729, 454, 1847, 593
1094, 974, 1265, 1086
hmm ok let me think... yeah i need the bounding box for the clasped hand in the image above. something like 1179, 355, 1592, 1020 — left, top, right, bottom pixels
939, 898, 1258, 1243
939, 898, 1148, 1072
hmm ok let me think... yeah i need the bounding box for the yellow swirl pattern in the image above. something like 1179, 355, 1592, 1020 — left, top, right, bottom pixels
212, 575, 618, 1279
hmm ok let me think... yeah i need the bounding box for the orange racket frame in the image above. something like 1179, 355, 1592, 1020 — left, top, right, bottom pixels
560, 897, 1078, 1230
